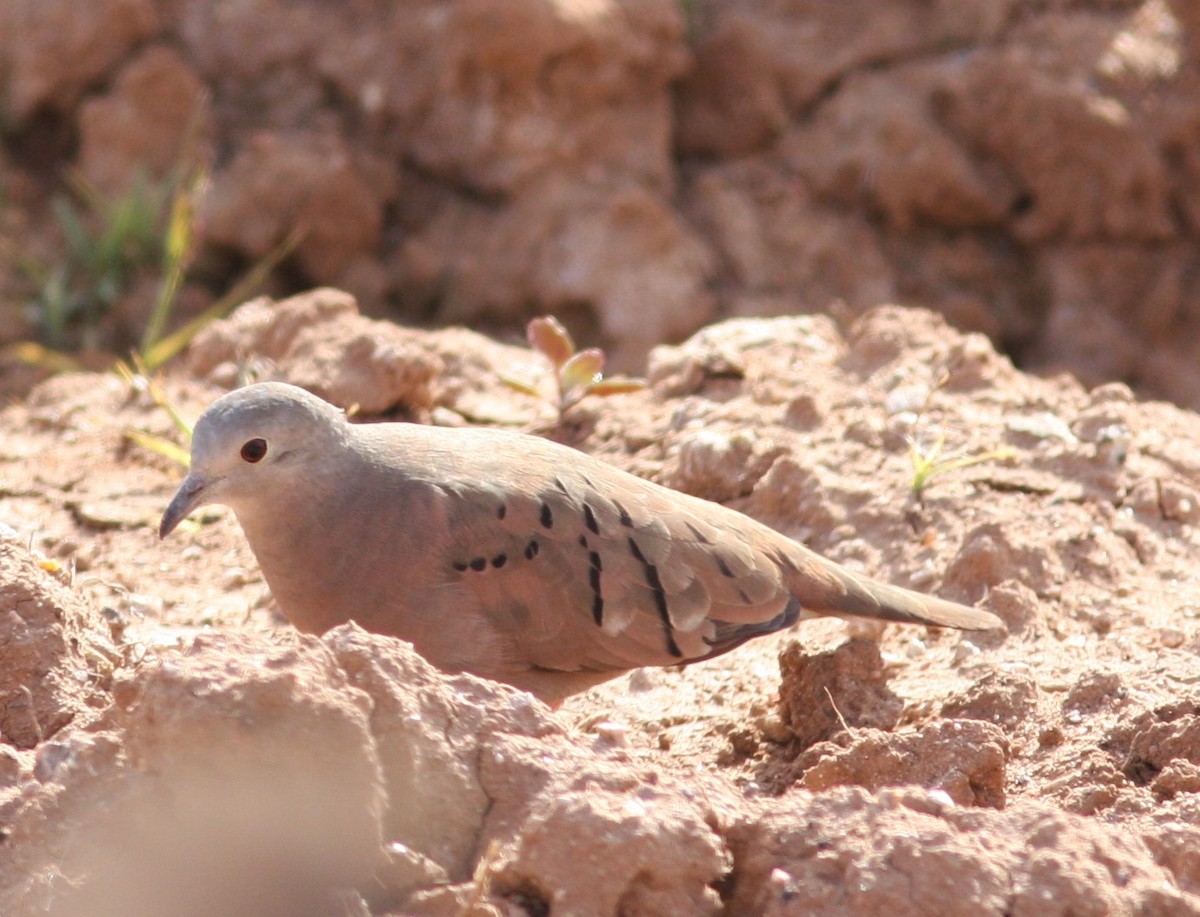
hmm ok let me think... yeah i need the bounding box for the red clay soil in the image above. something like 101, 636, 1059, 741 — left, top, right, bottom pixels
2, 293, 1200, 915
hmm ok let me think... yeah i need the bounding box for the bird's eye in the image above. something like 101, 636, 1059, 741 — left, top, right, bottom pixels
240, 438, 268, 463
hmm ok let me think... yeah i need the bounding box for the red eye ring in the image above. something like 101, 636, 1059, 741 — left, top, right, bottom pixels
240, 438, 268, 463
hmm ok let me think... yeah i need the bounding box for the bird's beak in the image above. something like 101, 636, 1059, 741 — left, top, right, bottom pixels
159, 473, 213, 538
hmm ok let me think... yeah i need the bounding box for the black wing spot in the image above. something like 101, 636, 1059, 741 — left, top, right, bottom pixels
492, 553, 508, 568
715, 555, 736, 578
582, 502, 600, 534
628, 537, 646, 563
685, 521, 710, 544
643, 563, 683, 658
469, 557, 487, 572
525, 539, 540, 560
737, 587, 752, 604
629, 538, 682, 657
497, 504, 507, 520
588, 553, 604, 626
540, 502, 554, 529
452, 561, 468, 572
614, 501, 634, 528
578, 534, 588, 548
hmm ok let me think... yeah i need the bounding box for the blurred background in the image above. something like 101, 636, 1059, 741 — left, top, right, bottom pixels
1, 0, 1197, 402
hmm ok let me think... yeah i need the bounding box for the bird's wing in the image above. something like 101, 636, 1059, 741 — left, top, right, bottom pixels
436, 461, 802, 675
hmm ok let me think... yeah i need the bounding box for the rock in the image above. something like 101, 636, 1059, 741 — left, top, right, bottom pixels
0, 542, 117, 749
480, 735, 731, 917
796, 720, 1009, 808
77, 46, 211, 193
201, 132, 392, 288
0, 0, 158, 122
183, 288, 551, 422
724, 788, 1198, 916
778, 638, 903, 751
2, 632, 386, 917
401, 178, 717, 369
0, 625, 738, 917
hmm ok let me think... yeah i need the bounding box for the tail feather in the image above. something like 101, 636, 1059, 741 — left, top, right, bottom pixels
702, 598, 804, 658
793, 555, 1004, 631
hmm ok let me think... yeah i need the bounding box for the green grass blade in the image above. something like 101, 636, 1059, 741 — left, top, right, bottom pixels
499, 374, 543, 397
140, 226, 303, 371
52, 196, 91, 263
140, 170, 201, 356
123, 428, 191, 467
4, 341, 83, 373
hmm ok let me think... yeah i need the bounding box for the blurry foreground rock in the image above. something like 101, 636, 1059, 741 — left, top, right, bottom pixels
0, 540, 117, 749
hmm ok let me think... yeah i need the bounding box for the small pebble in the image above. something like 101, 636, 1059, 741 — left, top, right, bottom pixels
756, 715, 793, 744
627, 667, 661, 692
952, 640, 981, 663
907, 562, 938, 589
886, 384, 930, 415
1159, 628, 1185, 648
221, 566, 250, 589
622, 797, 648, 818
770, 867, 797, 899
926, 788, 956, 809
124, 593, 165, 617
429, 406, 468, 428
1094, 424, 1132, 466
592, 720, 629, 746
1007, 412, 1078, 443
509, 693, 534, 714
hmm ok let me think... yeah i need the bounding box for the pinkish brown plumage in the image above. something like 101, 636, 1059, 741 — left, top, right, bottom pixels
161, 382, 1002, 704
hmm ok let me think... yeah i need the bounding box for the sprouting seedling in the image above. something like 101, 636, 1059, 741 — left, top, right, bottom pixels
907, 431, 1014, 500
503, 316, 646, 417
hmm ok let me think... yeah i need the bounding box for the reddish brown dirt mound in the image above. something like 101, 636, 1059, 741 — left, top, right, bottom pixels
4, 2, 1200, 407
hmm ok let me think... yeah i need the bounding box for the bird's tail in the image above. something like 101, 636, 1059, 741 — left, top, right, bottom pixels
792, 554, 1004, 631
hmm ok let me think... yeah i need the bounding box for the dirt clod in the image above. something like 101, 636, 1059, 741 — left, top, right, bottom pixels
778, 638, 903, 751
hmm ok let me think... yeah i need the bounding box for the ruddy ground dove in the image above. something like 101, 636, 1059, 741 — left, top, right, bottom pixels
160, 382, 1002, 703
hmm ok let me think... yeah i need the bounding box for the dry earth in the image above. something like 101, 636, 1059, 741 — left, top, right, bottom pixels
2, 291, 1200, 914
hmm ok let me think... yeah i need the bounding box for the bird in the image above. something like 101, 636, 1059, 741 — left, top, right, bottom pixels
160, 382, 1002, 704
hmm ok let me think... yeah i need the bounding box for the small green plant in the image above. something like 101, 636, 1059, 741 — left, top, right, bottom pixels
503, 315, 646, 417
135, 224, 303, 372
26, 169, 176, 351
907, 431, 1014, 500
114, 214, 299, 465
115, 357, 193, 467
12, 159, 301, 374
4, 158, 304, 466
138, 165, 203, 365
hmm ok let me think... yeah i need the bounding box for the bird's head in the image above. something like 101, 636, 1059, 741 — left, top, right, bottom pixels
159, 382, 350, 538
